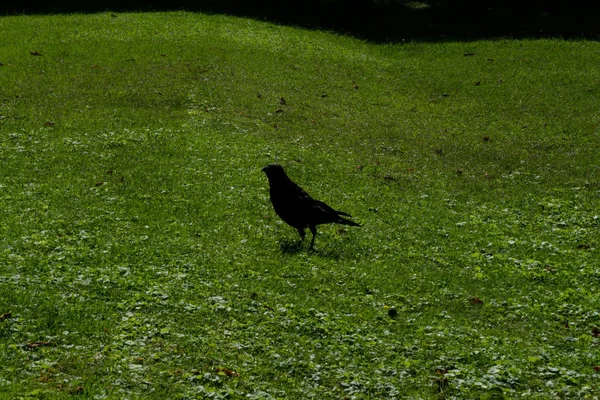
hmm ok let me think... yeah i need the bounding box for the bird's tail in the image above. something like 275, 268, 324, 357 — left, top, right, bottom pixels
336, 212, 361, 227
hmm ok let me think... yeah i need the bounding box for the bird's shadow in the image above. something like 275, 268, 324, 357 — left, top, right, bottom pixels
278, 239, 304, 254
278, 239, 347, 259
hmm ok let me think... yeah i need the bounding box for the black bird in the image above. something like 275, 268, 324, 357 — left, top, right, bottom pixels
262, 164, 360, 248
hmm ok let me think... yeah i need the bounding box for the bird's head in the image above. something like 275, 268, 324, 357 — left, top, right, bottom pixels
262, 164, 290, 183
262, 164, 284, 175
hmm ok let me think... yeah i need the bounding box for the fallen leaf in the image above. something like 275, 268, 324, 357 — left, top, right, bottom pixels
216, 367, 239, 377
69, 386, 84, 395
464, 52, 476, 56
483, 135, 490, 142
456, 169, 463, 175
594, 366, 600, 372
0, 312, 11, 321
275, 109, 284, 114
578, 243, 590, 250
474, 81, 481, 86
469, 297, 483, 305
27, 341, 53, 349
30, 51, 42, 56
44, 121, 55, 127
279, 97, 286, 105
592, 327, 600, 337
95, 181, 104, 187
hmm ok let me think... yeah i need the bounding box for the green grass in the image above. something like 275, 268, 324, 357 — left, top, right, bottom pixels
1, 11, 599, 399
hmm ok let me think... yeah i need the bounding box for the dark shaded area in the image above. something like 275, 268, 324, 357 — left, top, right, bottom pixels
2, 1, 598, 41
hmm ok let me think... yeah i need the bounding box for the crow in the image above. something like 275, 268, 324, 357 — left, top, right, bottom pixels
262, 164, 360, 248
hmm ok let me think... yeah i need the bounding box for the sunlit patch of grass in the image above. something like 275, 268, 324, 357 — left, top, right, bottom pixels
0, 11, 599, 399
404, 1, 431, 10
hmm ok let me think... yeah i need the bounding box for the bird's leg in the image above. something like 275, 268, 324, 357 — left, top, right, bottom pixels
296, 228, 306, 245
309, 225, 317, 249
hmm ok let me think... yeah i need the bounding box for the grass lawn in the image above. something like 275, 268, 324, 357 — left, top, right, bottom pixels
1, 11, 599, 399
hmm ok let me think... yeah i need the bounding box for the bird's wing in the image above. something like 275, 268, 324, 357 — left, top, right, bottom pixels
270, 179, 355, 227
307, 199, 344, 223
311, 199, 338, 214
269, 181, 314, 226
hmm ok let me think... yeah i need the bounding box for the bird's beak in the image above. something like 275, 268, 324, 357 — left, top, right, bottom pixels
261, 166, 268, 173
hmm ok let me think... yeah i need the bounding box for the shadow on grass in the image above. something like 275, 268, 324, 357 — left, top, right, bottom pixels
2, 1, 598, 42
278, 238, 352, 260
278, 238, 304, 255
